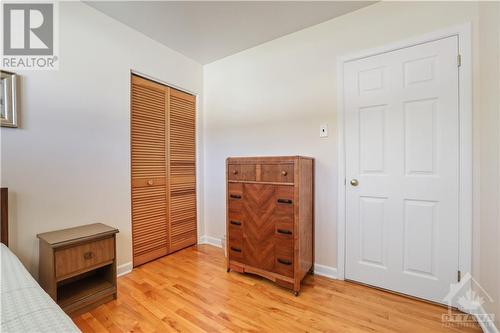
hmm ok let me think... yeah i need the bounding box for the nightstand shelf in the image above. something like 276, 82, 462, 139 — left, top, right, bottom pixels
57, 265, 115, 308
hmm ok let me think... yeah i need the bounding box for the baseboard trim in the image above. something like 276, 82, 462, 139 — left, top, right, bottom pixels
199, 235, 223, 248
117, 262, 133, 277
199, 235, 338, 280
314, 263, 338, 280
472, 304, 499, 333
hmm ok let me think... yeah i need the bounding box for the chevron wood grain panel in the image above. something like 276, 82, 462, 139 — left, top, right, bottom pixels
242, 184, 275, 270
226, 156, 314, 295
168, 88, 197, 253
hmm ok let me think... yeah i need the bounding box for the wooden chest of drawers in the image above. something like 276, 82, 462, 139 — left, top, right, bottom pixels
226, 156, 314, 295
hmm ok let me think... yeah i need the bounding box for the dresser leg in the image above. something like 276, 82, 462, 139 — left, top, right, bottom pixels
308, 267, 314, 275
293, 291, 299, 297
227, 268, 230, 273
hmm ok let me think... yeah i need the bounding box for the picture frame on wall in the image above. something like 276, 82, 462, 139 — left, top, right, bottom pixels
1, 71, 19, 128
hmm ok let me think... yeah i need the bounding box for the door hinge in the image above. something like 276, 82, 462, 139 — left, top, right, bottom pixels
344, 178, 347, 186
458, 270, 461, 282
457, 54, 462, 67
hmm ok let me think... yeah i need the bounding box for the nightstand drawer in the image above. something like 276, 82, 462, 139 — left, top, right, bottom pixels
55, 237, 114, 279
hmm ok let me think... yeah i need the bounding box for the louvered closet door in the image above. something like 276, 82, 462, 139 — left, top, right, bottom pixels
131, 75, 169, 266
168, 88, 197, 252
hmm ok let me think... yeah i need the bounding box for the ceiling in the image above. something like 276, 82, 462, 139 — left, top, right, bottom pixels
86, 1, 375, 64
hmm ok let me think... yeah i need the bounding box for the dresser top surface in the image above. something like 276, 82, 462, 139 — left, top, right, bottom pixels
37, 223, 119, 246
227, 156, 313, 164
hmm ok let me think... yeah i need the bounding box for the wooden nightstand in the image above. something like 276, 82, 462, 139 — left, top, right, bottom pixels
37, 223, 119, 315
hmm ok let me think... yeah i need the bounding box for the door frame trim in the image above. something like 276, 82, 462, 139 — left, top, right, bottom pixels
336, 23, 473, 300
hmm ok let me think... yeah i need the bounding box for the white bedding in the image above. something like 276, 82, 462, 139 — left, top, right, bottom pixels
1, 243, 81, 333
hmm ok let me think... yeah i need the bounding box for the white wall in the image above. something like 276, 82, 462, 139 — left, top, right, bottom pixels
498, 5, 500, 328
203, 0, 480, 269
0, 2, 204, 276
203, 1, 499, 324
495, 3, 500, 328
478, 2, 500, 328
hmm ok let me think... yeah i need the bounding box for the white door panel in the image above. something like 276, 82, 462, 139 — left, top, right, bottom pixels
344, 36, 459, 303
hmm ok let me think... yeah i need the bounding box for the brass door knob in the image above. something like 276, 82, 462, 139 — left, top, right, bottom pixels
350, 179, 359, 187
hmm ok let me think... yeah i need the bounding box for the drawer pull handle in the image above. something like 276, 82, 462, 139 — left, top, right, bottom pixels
230, 194, 242, 199
277, 198, 292, 204
277, 258, 292, 265
281, 170, 288, 176
230, 220, 242, 226
232, 170, 238, 175
83, 252, 93, 260
147, 180, 154, 186
230, 246, 242, 253
277, 229, 292, 235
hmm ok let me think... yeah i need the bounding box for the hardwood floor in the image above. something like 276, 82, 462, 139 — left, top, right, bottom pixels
72, 245, 481, 333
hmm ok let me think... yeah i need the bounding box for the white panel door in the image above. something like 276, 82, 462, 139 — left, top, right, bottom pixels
344, 36, 459, 303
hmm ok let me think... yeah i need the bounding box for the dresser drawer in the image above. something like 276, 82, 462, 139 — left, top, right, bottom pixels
228, 164, 256, 181
228, 212, 244, 231
261, 164, 294, 183
55, 237, 115, 279
228, 240, 244, 262
274, 239, 294, 278
228, 183, 243, 212
274, 186, 295, 216
228, 212, 244, 260
275, 222, 294, 239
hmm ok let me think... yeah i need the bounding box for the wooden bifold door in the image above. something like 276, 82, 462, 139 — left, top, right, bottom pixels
131, 74, 197, 266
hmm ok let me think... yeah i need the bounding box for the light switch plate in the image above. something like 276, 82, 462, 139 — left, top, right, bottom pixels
320, 124, 328, 138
